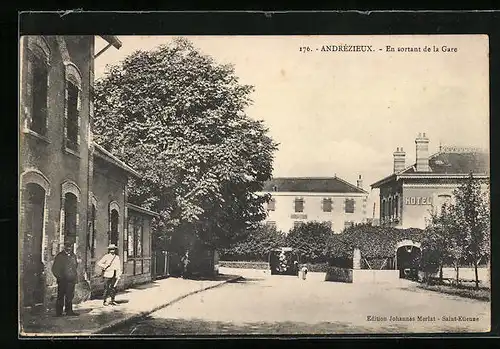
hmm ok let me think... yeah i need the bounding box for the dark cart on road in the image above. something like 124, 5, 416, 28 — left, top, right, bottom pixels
269, 247, 300, 276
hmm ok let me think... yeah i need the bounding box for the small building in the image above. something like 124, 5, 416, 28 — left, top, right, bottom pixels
371, 133, 489, 229
259, 176, 369, 233
123, 203, 159, 288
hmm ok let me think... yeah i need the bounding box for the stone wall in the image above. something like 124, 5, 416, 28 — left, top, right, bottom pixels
324, 267, 353, 283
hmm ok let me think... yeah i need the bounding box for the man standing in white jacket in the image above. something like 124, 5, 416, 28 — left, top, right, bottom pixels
97, 244, 122, 306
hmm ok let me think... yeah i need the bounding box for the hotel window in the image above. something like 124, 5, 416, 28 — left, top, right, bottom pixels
293, 221, 303, 228
437, 194, 452, 214
267, 197, 276, 211
322, 198, 333, 212
63, 62, 82, 153
294, 198, 304, 213
394, 196, 399, 219
345, 199, 355, 213
25, 37, 50, 137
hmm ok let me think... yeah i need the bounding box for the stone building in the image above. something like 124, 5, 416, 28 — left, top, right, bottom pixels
371, 133, 489, 229
19, 35, 158, 311
259, 176, 369, 233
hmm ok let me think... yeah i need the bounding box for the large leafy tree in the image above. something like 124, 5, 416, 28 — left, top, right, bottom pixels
285, 222, 333, 263
93, 38, 278, 252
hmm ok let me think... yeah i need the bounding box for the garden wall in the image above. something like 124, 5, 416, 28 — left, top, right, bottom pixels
219, 261, 270, 270
352, 270, 400, 283
324, 267, 353, 283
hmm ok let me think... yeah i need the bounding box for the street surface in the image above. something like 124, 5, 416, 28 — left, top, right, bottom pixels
114, 267, 490, 335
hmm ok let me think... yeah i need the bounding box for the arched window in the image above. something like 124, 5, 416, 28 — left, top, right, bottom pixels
63, 192, 78, 240
63, 62, 82, 152
23, 36, 50, 136
395, 195, 399, 219
60, 180, 81, 249
110, 209, 119, 245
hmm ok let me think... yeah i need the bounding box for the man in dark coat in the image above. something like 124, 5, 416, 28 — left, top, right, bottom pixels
51, 240, 79, 316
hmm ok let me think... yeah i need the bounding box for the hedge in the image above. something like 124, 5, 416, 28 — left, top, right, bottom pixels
325, 226, 425, 259
219, 261, 270, 270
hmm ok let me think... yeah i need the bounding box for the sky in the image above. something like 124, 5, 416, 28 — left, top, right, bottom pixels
94, 35, 490, 218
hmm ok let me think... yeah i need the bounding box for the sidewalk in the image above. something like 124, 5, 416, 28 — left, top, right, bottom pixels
20, 274, 241, 336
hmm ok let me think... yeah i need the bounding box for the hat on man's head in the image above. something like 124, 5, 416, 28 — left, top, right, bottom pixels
63, 239, 73, 247
107, 244, 117, 250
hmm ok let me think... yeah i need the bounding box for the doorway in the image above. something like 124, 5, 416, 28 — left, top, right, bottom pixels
396, 244, 421, 279
22, 183, 46, 307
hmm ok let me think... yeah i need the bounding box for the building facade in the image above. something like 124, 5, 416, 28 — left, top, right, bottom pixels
19, 35, 158, 311
371, 133, 489, 229
260, 176, 369, 233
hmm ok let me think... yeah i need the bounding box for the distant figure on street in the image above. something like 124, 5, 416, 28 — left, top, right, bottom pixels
300, 265, 308, 280
97, 244, 122, 306
51, 240, 79, 317
293, 260, 299, 276
181, 251, 190, 279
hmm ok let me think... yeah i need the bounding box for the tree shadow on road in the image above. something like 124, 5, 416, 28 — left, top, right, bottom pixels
110, 316, 440, 336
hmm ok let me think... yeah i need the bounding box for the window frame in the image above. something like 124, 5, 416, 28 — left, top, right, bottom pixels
23, 36, 51, 139
345, 198, 355, 214
267, 197, 276, 211
63, 62, 82, 155
294, 197, 304, 213
322, 198, 333, 212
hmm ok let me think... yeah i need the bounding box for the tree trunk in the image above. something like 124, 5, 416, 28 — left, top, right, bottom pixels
474, 259, 479, 290
455, 260, 460, 286
439, 264, 443, 282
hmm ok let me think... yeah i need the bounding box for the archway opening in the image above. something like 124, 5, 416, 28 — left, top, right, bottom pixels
396, 244, 421, 280
22, 183, 46, 306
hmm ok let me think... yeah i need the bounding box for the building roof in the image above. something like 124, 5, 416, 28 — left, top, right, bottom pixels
93, 143, 141, 178
371, 150, 490, 188
262, 177, 368, 194
127, 203, 160, 218
100, 36, 122, 49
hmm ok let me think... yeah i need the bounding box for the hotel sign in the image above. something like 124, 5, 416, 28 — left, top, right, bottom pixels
404, 197, 432, 205
291, 214, 307, 219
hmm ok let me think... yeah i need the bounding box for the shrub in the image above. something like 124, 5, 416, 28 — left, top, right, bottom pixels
285, 222, 332, 263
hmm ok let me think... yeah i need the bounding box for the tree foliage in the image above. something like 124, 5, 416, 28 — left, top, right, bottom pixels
324, 226, 424, 260
219, 224, 286, 261
285, 222, 334, 263
421, 174, 490, 288
93, 38, 278, 251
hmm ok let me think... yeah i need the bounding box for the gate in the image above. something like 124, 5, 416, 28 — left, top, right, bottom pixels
152, 250, 170, 280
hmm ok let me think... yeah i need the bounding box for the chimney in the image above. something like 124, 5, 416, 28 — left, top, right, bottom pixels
415, 132, 430, 172
393, 147, 406, 173
357, 175, 363, 189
